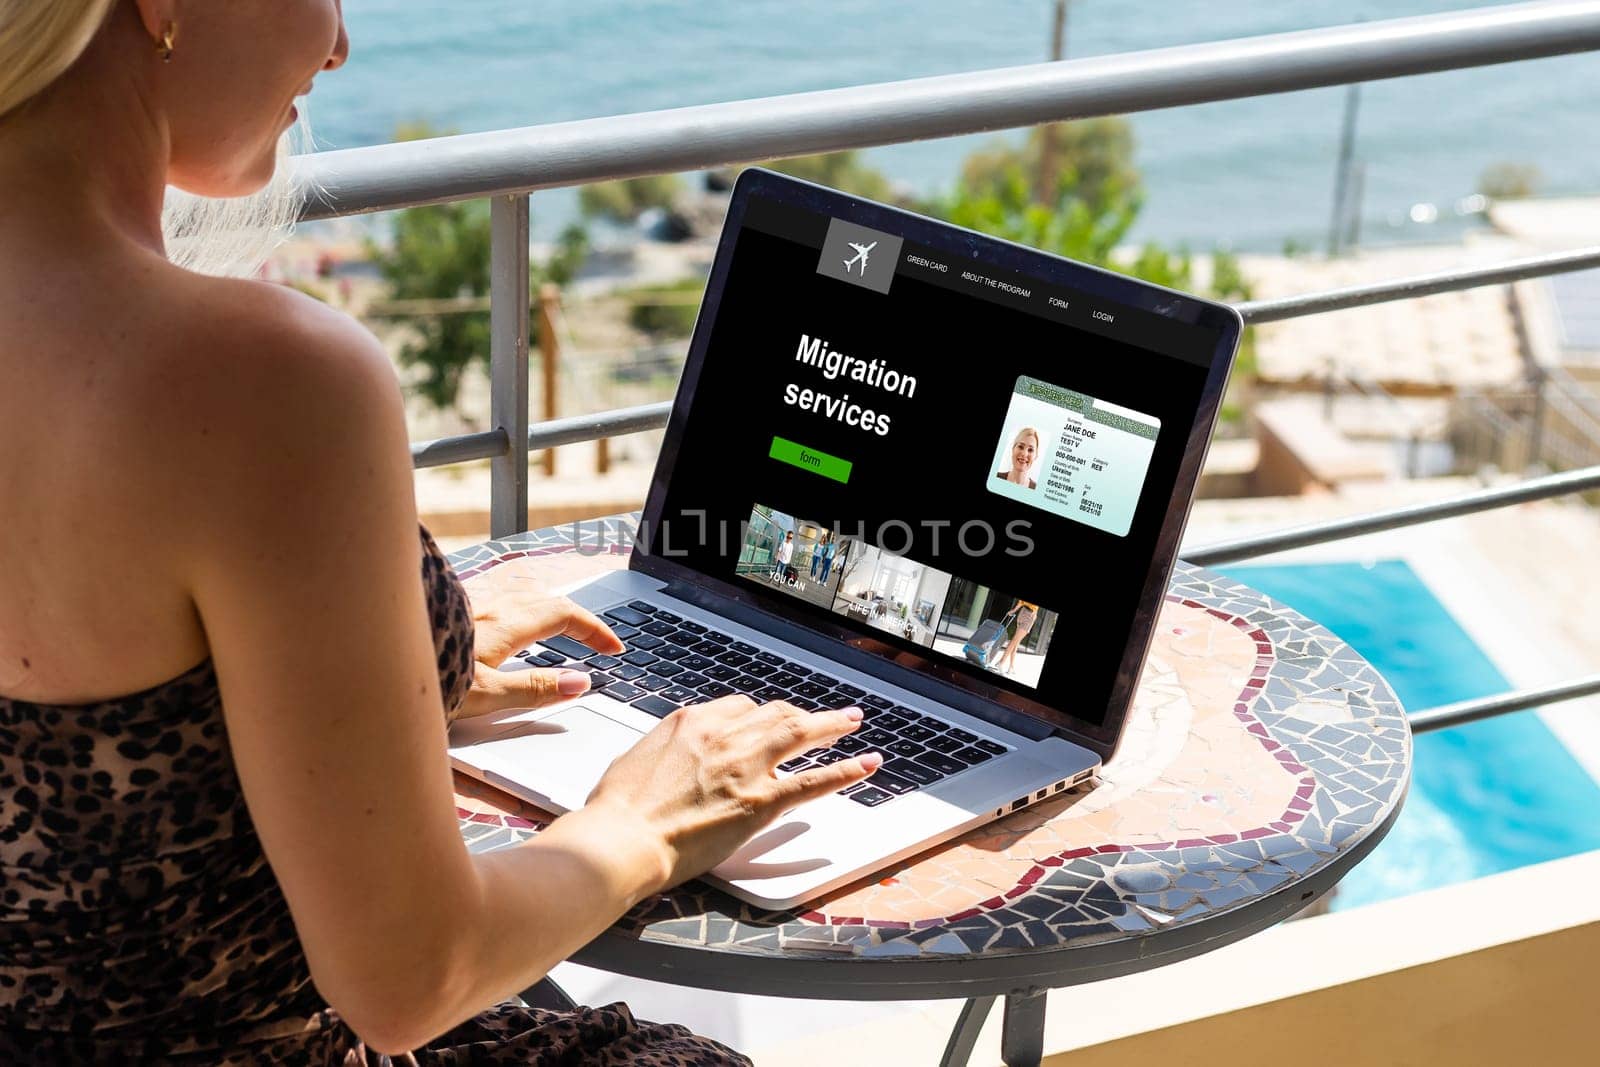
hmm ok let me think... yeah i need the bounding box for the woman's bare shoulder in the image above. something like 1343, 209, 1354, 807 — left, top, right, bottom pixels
164, 270, 395, 396
128, 267, 412, 544
133, 268, 397, 432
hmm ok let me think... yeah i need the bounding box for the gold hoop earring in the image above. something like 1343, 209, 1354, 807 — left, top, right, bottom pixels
157, 23, 177, 63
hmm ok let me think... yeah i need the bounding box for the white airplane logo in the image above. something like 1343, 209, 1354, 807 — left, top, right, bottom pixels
843, 240, 877, 275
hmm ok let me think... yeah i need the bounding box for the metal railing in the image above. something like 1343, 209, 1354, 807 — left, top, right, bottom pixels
297, 1, 1600, 219
305, 0, 1600, 735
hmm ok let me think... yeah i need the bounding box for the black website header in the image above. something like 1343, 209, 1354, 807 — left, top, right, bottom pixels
743, 195, 1216, 367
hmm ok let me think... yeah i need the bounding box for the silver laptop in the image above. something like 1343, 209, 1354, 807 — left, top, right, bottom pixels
450, 169, 1241, 909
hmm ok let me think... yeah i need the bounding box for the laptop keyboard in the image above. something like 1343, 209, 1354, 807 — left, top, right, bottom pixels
517, 599, 1011, 808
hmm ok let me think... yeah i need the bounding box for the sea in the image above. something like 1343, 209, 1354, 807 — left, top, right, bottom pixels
310, 1, 1600, 250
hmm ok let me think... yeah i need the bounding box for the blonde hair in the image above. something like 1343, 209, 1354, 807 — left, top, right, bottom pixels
0, 0, 116, 119
2, 0, 309, 278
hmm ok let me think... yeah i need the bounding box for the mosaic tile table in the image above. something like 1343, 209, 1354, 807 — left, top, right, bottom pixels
448, 518, 1410, 1067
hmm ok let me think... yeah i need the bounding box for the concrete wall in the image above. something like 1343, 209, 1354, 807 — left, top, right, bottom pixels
1043, 849, 1600, 1067
1251, 400, 1391, 497
1050, 920, 1596, 1066
748, 850, 1600, 1067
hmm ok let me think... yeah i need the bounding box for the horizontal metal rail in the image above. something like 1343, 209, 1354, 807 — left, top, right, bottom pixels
411, 428, 506, 469
525, 401, 673, 451
409, 403, 673, 470
1238, 246, 1600, 325
298, 1, 1600, 219
402, 245, 1600, 470
378, 246, 1600, 326
1412, 674, 1600, 733
1184, 463, 1600, 566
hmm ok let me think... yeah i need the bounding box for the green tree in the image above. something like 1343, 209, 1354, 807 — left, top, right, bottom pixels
374, 199, 492, 412
932, 117, 1256, 427
930, 117, 1251, 304
1208, 248, 1251, 305
930, 118, 1145, 269
369, 121, 590, 413
704, 151, 900, 203
1478, 162, 1540, 200
578, 174, 686, 223
760, 151, 897, 202
623, 277, 705, 338
932, 163, 1141, 266
542, 222, 591, 288
958, 118, 1140, 211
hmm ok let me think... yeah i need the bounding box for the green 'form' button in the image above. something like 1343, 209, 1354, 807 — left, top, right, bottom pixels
769, 436, 852, 483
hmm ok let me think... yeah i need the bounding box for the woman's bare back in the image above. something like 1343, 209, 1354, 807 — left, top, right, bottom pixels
0, 7, 867, 1057
0, 234, 758, 1066
0, 239, 318, 704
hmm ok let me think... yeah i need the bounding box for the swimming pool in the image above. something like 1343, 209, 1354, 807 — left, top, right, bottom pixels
1219, 560, 1600, 910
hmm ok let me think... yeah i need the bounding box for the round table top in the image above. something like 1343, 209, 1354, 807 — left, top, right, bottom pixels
448, 516, 1411, 1000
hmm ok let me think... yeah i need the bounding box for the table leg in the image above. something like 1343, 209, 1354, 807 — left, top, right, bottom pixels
938, 996, 996, 1067
1000, 990, 1048, 1067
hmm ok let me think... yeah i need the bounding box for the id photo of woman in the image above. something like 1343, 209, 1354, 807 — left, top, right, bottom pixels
995, 425, 1041, 490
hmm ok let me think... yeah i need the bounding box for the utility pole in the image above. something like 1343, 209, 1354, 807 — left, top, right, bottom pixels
1034, 0, 1069, 205
1327, 82, 1362, 257
1342, 159, 1366, 252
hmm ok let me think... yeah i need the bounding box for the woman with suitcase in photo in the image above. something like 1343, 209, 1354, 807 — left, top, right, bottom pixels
995, 598, 1040, 675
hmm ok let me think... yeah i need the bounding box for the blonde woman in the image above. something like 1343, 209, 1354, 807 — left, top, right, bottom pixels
995, 425, 1041, 489
0, 2, 877, 1062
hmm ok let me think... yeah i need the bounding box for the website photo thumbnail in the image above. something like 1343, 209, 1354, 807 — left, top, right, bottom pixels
734, 505, 847, 610
933, 579, 1059, 689
828, 538, 953, 648
735, 498, 1060, 692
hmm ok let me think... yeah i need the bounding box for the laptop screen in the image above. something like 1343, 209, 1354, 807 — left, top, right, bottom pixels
638, 171, 1236, 751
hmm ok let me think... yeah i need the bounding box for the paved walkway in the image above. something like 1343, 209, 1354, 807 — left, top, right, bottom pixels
1486, 197, 1600, 247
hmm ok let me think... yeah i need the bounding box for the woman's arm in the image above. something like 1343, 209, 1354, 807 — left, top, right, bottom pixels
171, 288, 534, 1047
166, 287, 873, 1053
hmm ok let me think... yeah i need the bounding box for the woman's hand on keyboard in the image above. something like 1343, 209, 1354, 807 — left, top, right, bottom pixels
455, 574, 622, 720
583, 697, 883, 892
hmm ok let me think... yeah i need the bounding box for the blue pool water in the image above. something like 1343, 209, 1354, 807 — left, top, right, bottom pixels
1219, 560, 1600, 910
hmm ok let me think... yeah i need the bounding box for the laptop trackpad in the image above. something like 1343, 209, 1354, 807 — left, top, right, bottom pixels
472, 705, 645, 812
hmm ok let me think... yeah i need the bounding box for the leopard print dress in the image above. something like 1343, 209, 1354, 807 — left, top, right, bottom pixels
0, 525, 749, 1066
